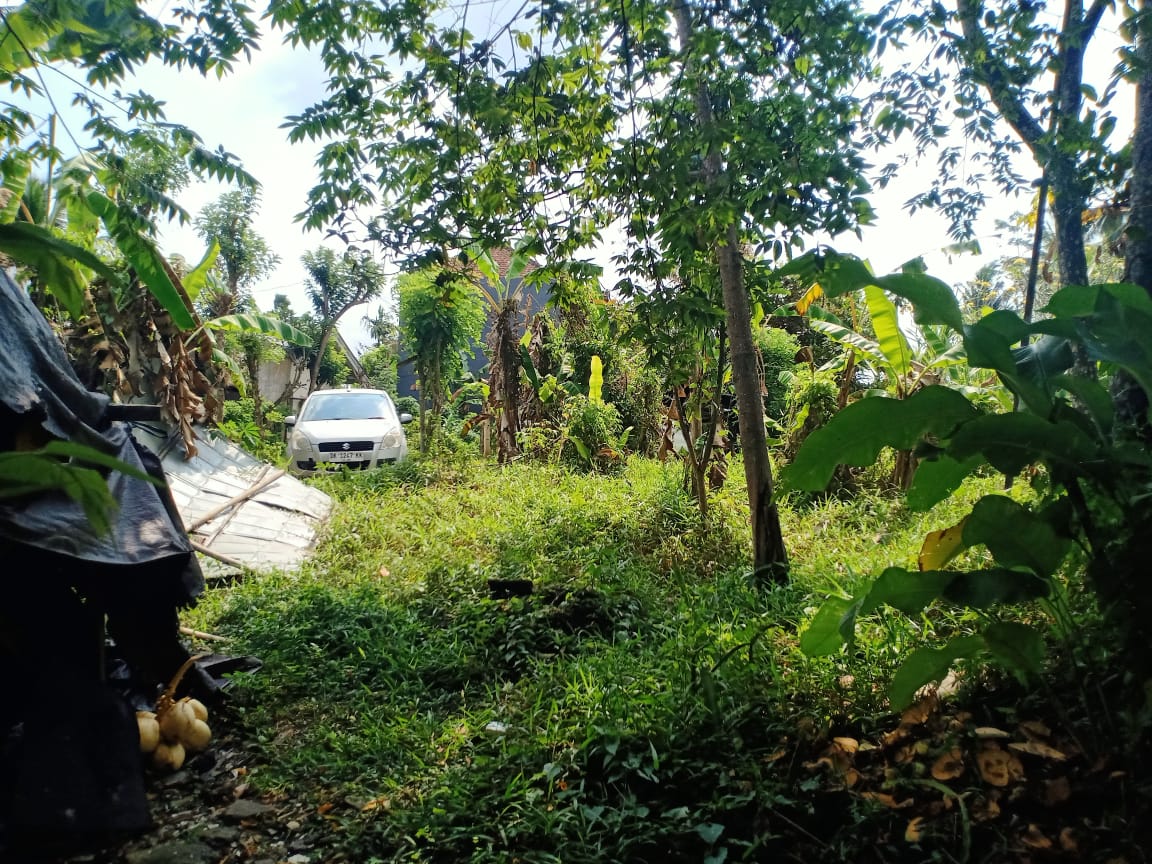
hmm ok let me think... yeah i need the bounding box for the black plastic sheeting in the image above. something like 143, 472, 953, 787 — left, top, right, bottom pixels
0, 270, 210, 855
0, 268, 203, 594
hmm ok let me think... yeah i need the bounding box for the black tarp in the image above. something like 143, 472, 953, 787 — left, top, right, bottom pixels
0, 268, 202, 594
0, 270, 207, 854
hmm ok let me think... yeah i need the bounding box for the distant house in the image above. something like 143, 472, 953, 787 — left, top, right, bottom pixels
255, 329, 370, 414
396, 248, 554, 400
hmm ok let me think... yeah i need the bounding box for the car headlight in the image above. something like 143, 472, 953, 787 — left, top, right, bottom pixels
289, 430, 311, 452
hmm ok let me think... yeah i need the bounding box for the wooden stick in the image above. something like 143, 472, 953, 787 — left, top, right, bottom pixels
190, 539, 248, 570
179, 626, 228, 643
186, 467, 284, 533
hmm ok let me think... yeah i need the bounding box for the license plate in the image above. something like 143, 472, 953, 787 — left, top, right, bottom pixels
327, 450, 370, 462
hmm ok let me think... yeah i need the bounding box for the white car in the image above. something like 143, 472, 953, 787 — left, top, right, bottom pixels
285, 388, 413, 473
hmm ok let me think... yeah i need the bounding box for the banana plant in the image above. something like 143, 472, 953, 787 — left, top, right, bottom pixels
781, 250, 1152, 708
788, 259, 1007, 486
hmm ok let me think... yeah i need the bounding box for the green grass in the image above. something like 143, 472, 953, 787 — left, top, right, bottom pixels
183, 457, 1057, 863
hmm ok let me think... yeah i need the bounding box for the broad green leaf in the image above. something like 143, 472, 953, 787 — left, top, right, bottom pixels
941, 568, 1050, 607
0, 449, 122, 535
948, 413, 1099, 478
783, 386, 980, 492
860, 567, 956, 616
212, 347, 247, 396
864, 285, 912, 378
1051, 374, 1113, 435
207, 312, 311, 346
906, 454, 983, 511
184, 241, 220, 302
872, 271, 964, 331
519, 345, 541, 391
40, 441, 159, 485
983, 621, 1045, 684
799, 595, 854, 656
87, 191, 195, 329
889, 635, 985, 710
0, 222, 120, 317
962, 495, 1071, 578
0, 151, 31, 223
808, 319, 886, 367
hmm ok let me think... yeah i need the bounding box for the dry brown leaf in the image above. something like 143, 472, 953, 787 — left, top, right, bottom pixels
1021, 824, 1052, 850
838, 675, 855, 689
974, 726, 1011, 739
977, 746, 1024, 787
931, 748, 965, 781
764, 748, 788, 763
1045, 776, 1072, 805
858, 792, 913, 809
1059, 828, 1078, 853
378, 566, 391, 579
1018, 720, 1052, 740
905, 816, 925, 843
901, 693, 939, 726
972, 795, 1002, 822
360, 796, 391, 812
1009, 740, 1068, 761
833, 736, 859, 754
843, 768, 862, 788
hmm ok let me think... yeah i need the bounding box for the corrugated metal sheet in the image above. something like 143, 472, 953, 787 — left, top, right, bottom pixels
132, 423, 333, 575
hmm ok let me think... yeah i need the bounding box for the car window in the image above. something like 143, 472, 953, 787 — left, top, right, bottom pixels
300, 393, 396, 422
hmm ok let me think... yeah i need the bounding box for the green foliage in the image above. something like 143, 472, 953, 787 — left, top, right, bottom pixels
359, 344, 398, 395
194, 188, 280, 294
0, 441, 158, 536
397, 267, 484, 448
560, 394, 626, 472
219, 398, 286, 463
755, 326, 801, 421
790, 256, 1152, 706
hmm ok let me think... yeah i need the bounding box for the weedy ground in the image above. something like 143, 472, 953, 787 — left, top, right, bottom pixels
184, 456, 1151, 863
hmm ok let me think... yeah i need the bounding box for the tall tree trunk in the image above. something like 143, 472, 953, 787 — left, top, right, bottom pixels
1115, 0, 1152, 438
490, 298, 521, 463
675, 5, 789, 582
309, 323, 335, 394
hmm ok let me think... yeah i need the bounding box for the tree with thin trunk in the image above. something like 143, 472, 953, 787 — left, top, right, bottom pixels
195, 189, 280, 425
301, 247, 386, 394
274, 0, 876, 580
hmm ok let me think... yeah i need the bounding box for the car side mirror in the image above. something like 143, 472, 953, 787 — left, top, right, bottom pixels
284, 415, 297, 426
399, 413, 414, 424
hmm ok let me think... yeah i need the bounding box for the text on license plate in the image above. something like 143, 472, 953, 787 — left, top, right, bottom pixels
328, 450, 371, 461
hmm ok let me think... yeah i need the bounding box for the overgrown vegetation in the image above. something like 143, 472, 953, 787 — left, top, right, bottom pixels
182, 459, 1148, 862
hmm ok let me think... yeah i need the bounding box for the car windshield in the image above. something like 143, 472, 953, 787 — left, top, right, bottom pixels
301, 393, 395, 422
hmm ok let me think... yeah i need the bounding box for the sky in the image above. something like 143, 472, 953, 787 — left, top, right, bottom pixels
32, 3, 1136, 354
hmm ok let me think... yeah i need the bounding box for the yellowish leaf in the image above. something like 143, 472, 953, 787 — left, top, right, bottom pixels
833, 736, 859, 753
796, 282, 824, 315
905, 816, 925, 842
918, 519, 968, 571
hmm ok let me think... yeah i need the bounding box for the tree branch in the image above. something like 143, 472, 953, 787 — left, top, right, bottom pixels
954, 0, 1046, 150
